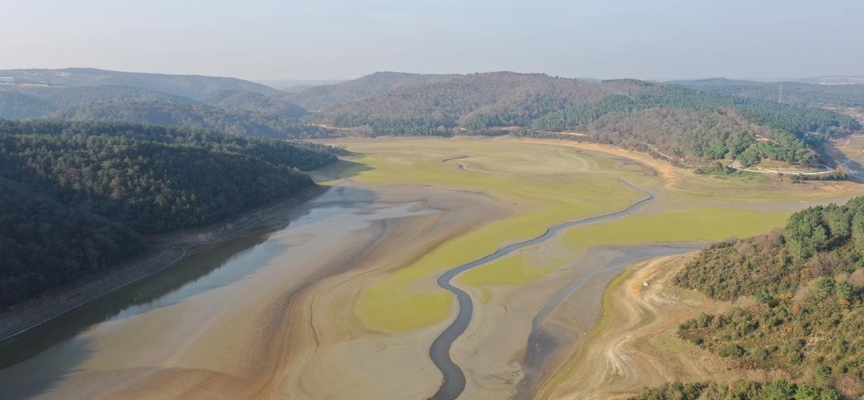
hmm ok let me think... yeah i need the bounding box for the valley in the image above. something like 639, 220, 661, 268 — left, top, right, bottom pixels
3, 136, 861, 399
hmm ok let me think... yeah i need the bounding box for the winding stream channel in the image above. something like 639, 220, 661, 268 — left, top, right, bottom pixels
428, 180, 660, 400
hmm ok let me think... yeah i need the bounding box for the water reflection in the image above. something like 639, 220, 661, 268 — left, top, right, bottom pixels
0, 187, 381, 399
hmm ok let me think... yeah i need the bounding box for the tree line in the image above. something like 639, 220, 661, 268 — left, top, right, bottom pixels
630, 379, 841, 400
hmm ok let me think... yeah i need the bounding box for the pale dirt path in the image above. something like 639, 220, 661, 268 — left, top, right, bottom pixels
541, 255, 782, 400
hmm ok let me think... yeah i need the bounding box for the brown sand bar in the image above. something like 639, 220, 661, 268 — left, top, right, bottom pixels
0, 182, 511, 400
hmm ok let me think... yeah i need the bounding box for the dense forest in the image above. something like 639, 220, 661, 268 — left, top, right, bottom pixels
672, 78, 864, 109
48, 100, 328, 138
0, 119, 337, 307
667, 197, 864, 398
0, 180, 147, 308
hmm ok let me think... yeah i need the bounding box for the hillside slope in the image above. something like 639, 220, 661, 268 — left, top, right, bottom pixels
48, 100, 323, 138
202, 90, 309, 118
0, 90, 57, 119
0, 119, 337, 307
287, 71, 458, 111
662, 198, 864, 398
308, 72, 642, 134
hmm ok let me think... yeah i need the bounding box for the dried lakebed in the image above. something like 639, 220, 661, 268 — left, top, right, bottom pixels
428, 180, 698, 400
0, 185, 503, 400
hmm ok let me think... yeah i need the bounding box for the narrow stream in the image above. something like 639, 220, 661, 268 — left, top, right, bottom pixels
428, 180, 656, 400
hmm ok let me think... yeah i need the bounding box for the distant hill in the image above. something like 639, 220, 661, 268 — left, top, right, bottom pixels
0, 85, 315, 133
791, 76, 864, 85
21, 85, 199, 108
307, 72, 642, 134
201, 90, 309, 118
0, 119, 337, 307
287, 71, 459, 111
0, 85, 199, 119
670, 78, 864, 109
0, 68, 279, 100
49, 100, 324, 138
254, 79, 349, 92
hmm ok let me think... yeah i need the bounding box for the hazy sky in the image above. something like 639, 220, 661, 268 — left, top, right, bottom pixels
2, 0, 861, 81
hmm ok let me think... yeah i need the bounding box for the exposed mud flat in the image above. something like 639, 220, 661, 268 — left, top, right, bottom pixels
0, 183, 512, 400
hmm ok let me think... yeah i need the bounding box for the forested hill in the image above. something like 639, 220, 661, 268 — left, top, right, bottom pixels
0, 83, 313, 129
48, 100, 326, 138
0, 119, 337, 308
0, 90, 57, 119
307, 72, 644, 134
670, 78, 864, 109
286, 71, 459, 111
0, 68, 279, 100
663, 197, 864, 398
0, 85, 199, 119
3, 69, 860, 170
531, 84, 861, 167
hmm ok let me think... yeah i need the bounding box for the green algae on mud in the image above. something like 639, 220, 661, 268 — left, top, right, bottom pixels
459, 256, 560, 287
332, 138, 852, 333
338, 139, 651, 332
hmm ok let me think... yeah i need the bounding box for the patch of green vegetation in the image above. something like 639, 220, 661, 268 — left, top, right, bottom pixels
458, 256, 560, 287
356, 287, 454, 332
564, 206, 790, 246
